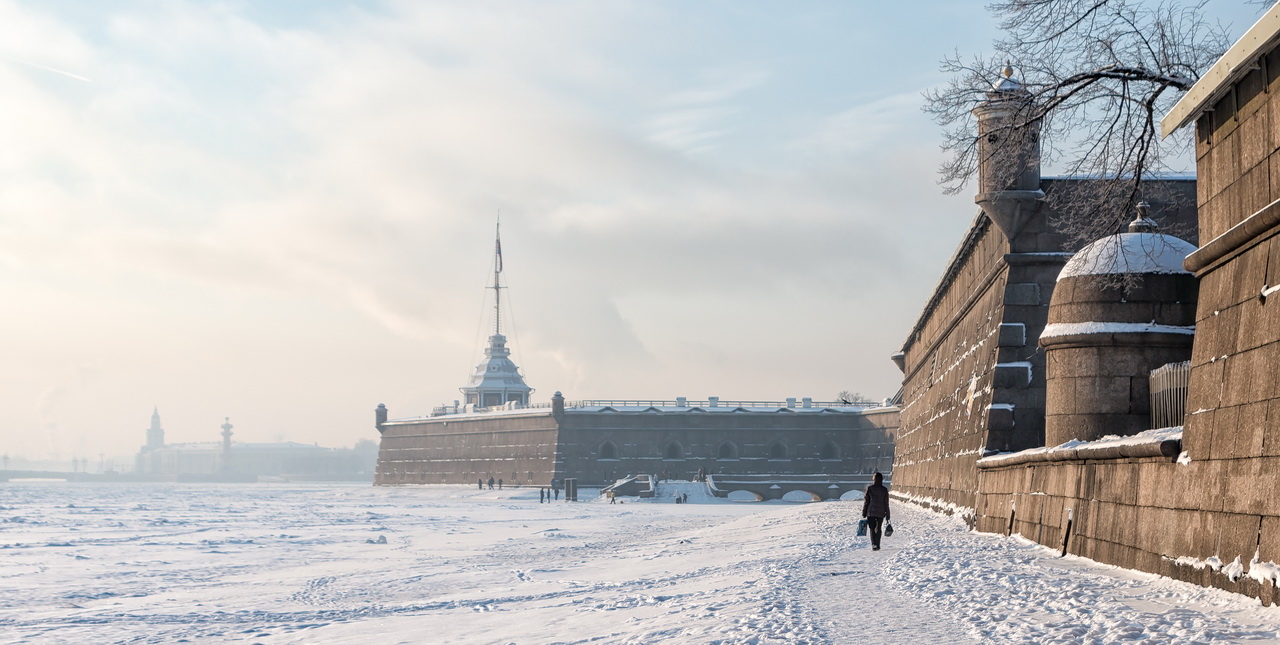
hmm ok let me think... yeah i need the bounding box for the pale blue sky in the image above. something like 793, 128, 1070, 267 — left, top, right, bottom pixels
0, 1, 1263, 461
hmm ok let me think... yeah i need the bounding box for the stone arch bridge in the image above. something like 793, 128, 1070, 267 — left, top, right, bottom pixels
706, 473, 887, 501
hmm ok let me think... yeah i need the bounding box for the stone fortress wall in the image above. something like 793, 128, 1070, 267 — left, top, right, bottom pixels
375, 410, 561, 486
894, 181, 1195, 508
892, 68, 1198, 515
375, 396, 897, 488
557, 403, 897, 484
899, 11, 1280, 603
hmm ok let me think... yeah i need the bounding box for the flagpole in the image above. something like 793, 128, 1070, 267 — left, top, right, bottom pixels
493, 212, 503, 336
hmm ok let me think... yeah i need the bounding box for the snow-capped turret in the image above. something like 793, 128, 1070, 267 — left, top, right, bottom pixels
1040, 203, 1198, 445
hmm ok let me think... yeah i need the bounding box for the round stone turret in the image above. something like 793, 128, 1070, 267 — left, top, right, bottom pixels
973, 63, 1041, 195
1040, 204, 1198, 445
972, 64, 1044, 244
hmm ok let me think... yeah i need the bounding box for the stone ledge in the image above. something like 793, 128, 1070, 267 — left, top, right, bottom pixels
977, 427, 1182, 468
1185, 196, 1280, 275
1038, 325, 1196, 350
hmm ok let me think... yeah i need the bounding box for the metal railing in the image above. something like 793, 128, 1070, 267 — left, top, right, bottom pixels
425, 397, 886, 418
430, 401, 554, 417
1150, 361, 1191, 429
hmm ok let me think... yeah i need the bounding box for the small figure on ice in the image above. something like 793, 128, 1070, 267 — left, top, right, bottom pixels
862, 471, 890, 551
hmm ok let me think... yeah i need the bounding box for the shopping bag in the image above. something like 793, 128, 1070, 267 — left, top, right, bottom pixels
884, 521, 894, 537
856, 519, 867, 536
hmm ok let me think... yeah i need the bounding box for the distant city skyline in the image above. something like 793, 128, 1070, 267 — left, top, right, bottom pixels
0, 1, 1262, 460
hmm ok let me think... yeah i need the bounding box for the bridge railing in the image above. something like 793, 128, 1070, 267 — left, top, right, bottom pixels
567, 399, 884, 410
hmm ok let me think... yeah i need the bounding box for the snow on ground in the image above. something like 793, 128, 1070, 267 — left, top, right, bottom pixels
2, 482, 1279, 644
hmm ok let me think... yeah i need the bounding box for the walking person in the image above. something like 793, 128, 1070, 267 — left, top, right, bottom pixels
862, 472, 890, 551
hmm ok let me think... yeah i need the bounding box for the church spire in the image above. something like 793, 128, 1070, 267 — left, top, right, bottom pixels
146, 407, 165, 450
461, 214, 533, 409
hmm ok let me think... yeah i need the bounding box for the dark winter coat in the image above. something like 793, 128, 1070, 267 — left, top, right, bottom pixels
862, 483, 890, 520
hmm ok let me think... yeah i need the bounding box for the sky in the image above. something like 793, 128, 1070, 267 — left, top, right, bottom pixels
0, 1, 1264, 463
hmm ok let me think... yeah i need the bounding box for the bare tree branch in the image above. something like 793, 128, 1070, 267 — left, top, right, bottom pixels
924, 0, 1230, 247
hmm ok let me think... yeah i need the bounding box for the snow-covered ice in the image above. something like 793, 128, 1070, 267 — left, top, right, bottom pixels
2, 482, 1279, 644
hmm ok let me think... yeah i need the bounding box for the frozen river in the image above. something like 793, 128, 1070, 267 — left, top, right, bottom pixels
3, 482, 1279, 644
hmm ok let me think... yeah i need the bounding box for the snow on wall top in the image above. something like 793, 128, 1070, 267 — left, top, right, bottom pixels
1041, 321, 1195, 339
1058, 232, 1196, 280
977, 426, 1183, 468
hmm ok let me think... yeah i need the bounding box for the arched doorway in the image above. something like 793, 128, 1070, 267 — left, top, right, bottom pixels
717, 441, 738, 460
599, 440, 619, 460
768, 441, 788, 460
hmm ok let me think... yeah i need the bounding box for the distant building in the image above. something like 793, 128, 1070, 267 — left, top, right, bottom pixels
376, 394, 897, 487
135, 410, 377, 481
145, 406, 164, 450
375, 220, 900, 488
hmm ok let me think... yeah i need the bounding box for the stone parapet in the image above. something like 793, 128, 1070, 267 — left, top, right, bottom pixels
969, 450, 1280, 605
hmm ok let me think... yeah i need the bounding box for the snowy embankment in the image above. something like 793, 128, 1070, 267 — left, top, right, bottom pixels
2, 483, 1278, 644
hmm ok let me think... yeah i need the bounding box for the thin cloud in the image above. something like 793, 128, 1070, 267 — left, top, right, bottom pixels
0, 54, 90, 82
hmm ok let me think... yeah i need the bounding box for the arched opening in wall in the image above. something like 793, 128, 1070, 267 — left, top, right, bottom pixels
819, 440, 840, 461
527, 471, 534, 482
768, 442, 788, 460
717, 441, 738, 460
664, 442, 684, 460
598, 441, 619, 461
